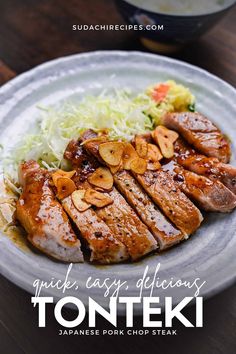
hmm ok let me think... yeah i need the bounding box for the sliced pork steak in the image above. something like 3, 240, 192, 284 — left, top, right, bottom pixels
62, 195, 128, 264
162, 112, 231, 163
134, 169, 203, 236
113, 170, 185, 250
174, 138, 236, 195
163, 161, 236, 213
64, 139, 158, 260
16, 161, 83, 263
81, 131, 185, 249
82, 130, 203, 238
96, 187, 158, 260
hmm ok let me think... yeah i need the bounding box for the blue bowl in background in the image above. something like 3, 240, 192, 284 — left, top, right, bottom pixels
115, 0, 236, 53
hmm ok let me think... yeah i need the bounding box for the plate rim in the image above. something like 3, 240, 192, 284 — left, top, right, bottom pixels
0, 50, 235, 97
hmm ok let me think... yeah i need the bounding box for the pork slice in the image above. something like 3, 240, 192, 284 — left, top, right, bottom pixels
163, 161, 236, 213
62, 195, 128, 264
114, 170, 184, 250
16, 161, 83, 263
174, 138, 236, 194
64, 139, 100, 182
134, 169, 203, 236
96, 187, 157, 260
162, 112, 231, 163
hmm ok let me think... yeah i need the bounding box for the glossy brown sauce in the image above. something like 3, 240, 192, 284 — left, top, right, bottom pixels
0, 180, 29, 250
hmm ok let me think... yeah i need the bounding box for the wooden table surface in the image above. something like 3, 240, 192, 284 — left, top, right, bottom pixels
0, 1, 235, 353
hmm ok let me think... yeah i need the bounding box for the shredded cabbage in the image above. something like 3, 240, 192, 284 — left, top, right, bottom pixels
2, 81, 195, 182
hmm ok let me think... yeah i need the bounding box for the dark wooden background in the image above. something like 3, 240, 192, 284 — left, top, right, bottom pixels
0, 1, 236, 353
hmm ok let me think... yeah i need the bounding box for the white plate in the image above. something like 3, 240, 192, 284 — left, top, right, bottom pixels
0, 51, 236, 314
